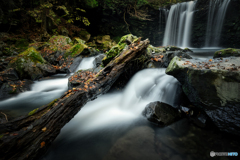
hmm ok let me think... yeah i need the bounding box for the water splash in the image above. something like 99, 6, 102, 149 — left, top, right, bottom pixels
163, 1, 197, 47
205, 0, 231, 47
58, 69, 180, 136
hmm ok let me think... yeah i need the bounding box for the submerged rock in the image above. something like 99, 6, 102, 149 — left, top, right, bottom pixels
8, 47, 56, 80
103, 126, 160, 160
166, 56, 240, 135
214, 48, 240, 58
142, 101, 182, 125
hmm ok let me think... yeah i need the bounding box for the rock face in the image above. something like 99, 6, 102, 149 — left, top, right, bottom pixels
8, 47, 56, 80
166, 56, 240, 135
142, 101, 182, 125
214, 48, 240, 58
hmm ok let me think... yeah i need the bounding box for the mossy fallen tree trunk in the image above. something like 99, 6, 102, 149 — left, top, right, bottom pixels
0, 38, 150, 160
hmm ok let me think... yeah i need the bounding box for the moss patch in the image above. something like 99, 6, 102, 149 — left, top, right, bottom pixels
65, 43, 87, 57
0, 134, 4, 139
28, 108, 39, 116
214, 48, 240, 58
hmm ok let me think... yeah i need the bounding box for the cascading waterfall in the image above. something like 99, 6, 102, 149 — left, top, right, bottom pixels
163, 1, 197, 47
205, 0, 231, 47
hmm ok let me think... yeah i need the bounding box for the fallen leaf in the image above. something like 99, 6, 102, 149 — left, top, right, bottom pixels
42, 127, 47, 132
209, 59, 213, 62
40, 141, 45, 148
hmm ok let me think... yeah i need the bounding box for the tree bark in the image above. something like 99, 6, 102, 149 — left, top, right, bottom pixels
0, 38, 150, 160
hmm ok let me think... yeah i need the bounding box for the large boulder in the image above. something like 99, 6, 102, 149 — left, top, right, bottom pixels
166, 56, 240, 135
142, 101, 182, 125
8, 47, 56, 80
214, 48, 240, 58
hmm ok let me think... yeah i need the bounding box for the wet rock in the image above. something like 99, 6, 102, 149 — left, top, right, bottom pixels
142, 101, 182, 125
166, 56, 240, 135
214, 48, 240, 58
161, 51, 192, 68
147, 45, 166, 55
93, 54, 105, 67
103, 126, 160, 160
0, 68, 19, 82
8, 47, 56, 80
0, 79, 32, 100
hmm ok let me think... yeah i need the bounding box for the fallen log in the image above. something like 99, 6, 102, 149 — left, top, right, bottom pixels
0, 38, 150, 160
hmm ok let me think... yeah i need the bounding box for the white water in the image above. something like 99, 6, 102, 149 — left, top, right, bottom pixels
0, 57, 95, 113
205, 0, 230, 47
57, 68, 179, 137
163, 1, 197, 47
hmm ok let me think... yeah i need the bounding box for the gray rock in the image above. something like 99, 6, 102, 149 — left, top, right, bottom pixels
142, 101, 182, 125
93, 54, 105, 67
166, 56, 240, 135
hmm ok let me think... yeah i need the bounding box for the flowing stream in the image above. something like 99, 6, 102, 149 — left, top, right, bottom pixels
1, 52, 239, 160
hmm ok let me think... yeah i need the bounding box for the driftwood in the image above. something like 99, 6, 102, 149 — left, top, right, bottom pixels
0, 38, 150, 160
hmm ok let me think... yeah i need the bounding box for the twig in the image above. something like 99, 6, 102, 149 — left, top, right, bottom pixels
1, 112, 8, 122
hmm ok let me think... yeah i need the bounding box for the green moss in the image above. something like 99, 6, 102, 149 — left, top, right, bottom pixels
8, 47, 46, 78
0, 134, 4, 139
214, 48, 240, 58
66, 43, 86, 57
28, 108, 39, 116
48, 98, 58, 107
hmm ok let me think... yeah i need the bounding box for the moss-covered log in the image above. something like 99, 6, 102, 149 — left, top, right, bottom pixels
0, 38, 150, 160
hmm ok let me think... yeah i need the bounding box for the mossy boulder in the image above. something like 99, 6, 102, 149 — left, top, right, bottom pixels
65, 38, 87, 57
214, 48, 240, 58
147, 45, 166, 56
8, 47, 56, 80
44, 35, 72, 53
93, 35, 117, 50
102, 34, 138, 66
78, 29, 91, 42
166, 56, 240, 135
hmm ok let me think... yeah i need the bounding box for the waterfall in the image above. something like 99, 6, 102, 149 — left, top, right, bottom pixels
163, 1, 197, 47
205, 0, 231, 47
